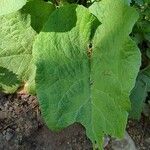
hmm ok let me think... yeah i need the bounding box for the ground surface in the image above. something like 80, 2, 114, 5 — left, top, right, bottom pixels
0, 93, 150, 150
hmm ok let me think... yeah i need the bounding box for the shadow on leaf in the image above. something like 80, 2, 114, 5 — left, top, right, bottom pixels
42, 5, 77, 32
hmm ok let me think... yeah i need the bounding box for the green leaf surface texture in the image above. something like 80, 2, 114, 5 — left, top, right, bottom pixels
0, 1, 55, 93
0, 10, 36, 93
0, 0, 27, 16
33, 1, 141, 149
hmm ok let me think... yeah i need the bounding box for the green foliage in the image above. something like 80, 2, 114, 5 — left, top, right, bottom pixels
0, 0, 55, 94
130, 66, 150, 119
132, 2, 150, 44
0, 11, 36, 93
0, 0, 27, 16
0, 67, 20, 91
0, 0, 142, 149
33, 1, 140, 149
130, 0, 150, 119
22, 0, 55, 32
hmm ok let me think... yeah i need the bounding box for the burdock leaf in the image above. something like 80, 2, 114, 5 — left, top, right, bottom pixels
33, 2, 140, 149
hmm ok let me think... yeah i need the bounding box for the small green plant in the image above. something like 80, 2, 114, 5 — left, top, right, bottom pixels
0, 0, 142, 149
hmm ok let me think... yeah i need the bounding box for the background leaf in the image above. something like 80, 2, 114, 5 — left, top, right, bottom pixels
21, 0, 55, 33
0, 0, 27, 16
0, 10, 36, 93
0, 67, 20, 91
130, 0, 150, 119
0, 0, 55, 93
130, 66, 150, 119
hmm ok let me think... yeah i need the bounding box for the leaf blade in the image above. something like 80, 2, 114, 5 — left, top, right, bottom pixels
0, 0, 27, 16
33, 2, 141, 149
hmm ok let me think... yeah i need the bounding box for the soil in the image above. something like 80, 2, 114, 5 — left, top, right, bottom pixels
0, 92, 150, 150
127, 118, 150, 150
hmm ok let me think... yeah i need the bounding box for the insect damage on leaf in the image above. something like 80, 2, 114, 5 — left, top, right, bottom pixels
87, 42, 93, 59
87, 42, 94, 86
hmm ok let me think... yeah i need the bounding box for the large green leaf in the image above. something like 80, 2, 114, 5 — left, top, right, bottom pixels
33, 2, 140, 149
0, 1, 55, 93
0, 11, 36, 93
0, 0, 27, 16
88, 0, 140, 147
